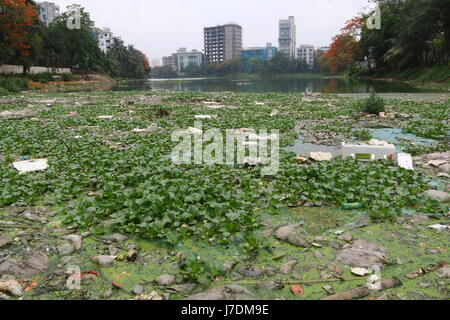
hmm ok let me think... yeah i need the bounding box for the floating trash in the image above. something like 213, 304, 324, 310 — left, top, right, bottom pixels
13, 159, 49, 174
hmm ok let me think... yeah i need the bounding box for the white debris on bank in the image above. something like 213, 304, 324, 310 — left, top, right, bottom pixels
310, 152, 333, 162
13, 159, 49, 174
428, 224, 449, 232
342, 140, 396, 161
195, 115, 218, 119
397, 153, 414, 170
97, 115, 114, 120
269, 110, 280, 117
131, 123, 158, 134
243, 157, 263, 166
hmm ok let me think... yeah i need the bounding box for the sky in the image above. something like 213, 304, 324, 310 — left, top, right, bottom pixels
51, 0, 374, 66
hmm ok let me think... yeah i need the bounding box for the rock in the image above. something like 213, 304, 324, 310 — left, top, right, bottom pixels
237, 265, 265, 278
419, 283, 432, 288
409, 214, 429, 224
0, 280, 22, 296
274, 225, 309, 248
220, 261, 236, 275
63, 235, 82, 250
0, 235, 12, 249
274, 225, 295, 239
154, 274, 176, 286
376, 293, 392, 300
132, 284, 144, 295
126, 249, 138, 262
436, 266, 450, 279
438, 163, 450, 173
279, 261, 298, 275
0, 293, 9, 300
338, 233, 353, 242
0, 251, 48, 280
322, 285, 335, 295
258, 281, 284, 291
102, 288, 113, 298
265, 267, 277, 277
336, 239, 388, 267
169, 283, 197, 295
91, 255, 116, 268
98, 233, 128, 243
185, 285, 255, 300
351, 267, 370, 276
132, 291, 164, 300
108, 245, 120, 256
327, 263, 343, 275
425, 190, 450, 202
320, 271, 333, 280
57, 242, 75, 256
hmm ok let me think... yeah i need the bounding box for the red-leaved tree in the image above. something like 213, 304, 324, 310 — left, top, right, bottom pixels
0, 0, 38, 71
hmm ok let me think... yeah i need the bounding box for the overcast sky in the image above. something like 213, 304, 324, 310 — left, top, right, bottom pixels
51, 0, 373, 65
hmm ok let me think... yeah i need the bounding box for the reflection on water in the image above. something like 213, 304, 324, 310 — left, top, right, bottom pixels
113, 76, 428, 94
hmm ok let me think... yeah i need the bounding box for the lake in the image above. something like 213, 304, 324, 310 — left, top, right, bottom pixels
112, 75, 436, 94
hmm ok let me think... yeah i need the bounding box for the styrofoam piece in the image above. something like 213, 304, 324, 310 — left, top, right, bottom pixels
248, 133, 279, 141
310, 152, 333, 162
397, 153, 414, 170
342, 141, 395, 161
97, 115, 114, 120
195, 115, 217, 119
243, 157, 262, 166
13, 159, 49, 174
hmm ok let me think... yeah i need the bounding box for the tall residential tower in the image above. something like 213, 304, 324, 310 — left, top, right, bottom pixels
278, 16, 296, 59
204, 24, 242, 64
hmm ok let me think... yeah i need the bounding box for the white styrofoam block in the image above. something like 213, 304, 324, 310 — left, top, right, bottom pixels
341, 142, 396, 161
13, 159, 49, 174
397, 153, 414, 170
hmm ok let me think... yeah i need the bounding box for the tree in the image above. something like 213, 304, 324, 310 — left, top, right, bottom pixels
0, 0, 38, 73
43, 5, 106, 72
325, 34, 360, 74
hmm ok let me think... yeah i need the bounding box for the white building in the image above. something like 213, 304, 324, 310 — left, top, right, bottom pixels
96, 28, 115, 53
176, 48, 203, 72
297, 45, 315, 68
37, 2, 60, 27
278, 16, 297, 59
162, 54, 178, 71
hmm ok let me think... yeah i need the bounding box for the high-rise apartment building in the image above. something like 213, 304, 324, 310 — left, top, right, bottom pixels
297, 45, 315, 68
37, 2, 60, 27
162, 54, 178, 71
278, 16, 296, 59
95, 28, 115, 52
204, 24, 242, 64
